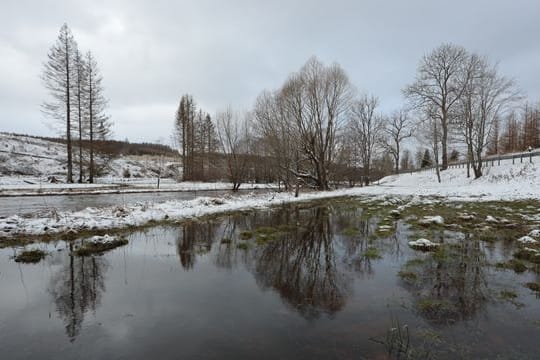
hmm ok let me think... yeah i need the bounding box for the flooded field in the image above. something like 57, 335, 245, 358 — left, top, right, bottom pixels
1, 198, 540, 359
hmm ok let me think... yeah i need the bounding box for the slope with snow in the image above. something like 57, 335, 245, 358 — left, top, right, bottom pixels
0, 132, 181, 184
368, 160, 540, 201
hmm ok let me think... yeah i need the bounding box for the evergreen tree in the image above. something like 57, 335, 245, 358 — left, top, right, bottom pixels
421, 149, 432, 168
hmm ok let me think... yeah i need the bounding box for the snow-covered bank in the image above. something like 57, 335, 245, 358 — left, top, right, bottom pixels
0, 178, 276, 197
1, 160, 539, 240
0, 132, 180, 179
364, 161, 540, 201
0, 188, 364, 239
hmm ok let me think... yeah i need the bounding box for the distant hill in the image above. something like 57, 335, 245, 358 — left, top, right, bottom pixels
0, 132, 178, 157
0, 132, 181, 179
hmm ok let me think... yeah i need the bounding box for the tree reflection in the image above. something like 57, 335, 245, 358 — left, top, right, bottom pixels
400, 233, 489, 324
249, 207, 351, 319
48, 244, 107, 341
176, 221, 215, 270
175, 204, 389, 320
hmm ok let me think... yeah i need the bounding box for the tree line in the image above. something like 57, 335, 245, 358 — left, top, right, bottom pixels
42, 24, 112, 183
175, 43, 539, 190
42, 26, 539, 187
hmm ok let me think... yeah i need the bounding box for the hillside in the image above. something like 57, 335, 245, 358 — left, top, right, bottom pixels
370, 159, 540, 201
0, 132, 181, 182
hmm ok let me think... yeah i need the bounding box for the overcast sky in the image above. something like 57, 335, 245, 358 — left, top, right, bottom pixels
2, 0, 539, 144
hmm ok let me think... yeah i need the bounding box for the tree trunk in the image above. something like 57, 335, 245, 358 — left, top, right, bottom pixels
441, 114, 448, 171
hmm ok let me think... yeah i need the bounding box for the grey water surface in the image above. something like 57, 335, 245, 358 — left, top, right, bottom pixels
0, 201, 539, 359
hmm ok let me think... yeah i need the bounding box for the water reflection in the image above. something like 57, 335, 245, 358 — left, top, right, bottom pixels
48, 244, 108, 341
250, 207, 350, 319
174, 205, 380, 319
399, 233, 489, 324
2, 200, 540, 359
177, 221, 215, 270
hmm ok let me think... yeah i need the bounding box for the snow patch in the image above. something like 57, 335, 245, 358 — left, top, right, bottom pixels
419, 215, 444, 225
408, 238, 440, 250
517, 236, 538, 245
485, 215, 499, 223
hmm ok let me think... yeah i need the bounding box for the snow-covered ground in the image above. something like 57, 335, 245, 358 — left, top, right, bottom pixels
1, 131, 539, 240
2, 159, 540, 239
0, 177, 276, 196
369, 159, 540, 201
0, 132, 181, 182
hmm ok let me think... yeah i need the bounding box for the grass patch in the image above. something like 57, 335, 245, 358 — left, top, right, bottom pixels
495, 259, 528, 273
220, 237, 232, 244
417, 299, 457, 320
239, 230, 253, 240
499, 290, 518, 300
398, 270, 418, 282
236, 242, 249, 250
525, 282, 540, 292
514, 248, 540, 264
364, 247, 382, 260
14, 249, 47, 263
75, 238, 128, 256
342, 226, 359, 236
255, 226, 280, 235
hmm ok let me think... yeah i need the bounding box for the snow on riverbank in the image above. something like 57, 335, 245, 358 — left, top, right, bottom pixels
363, 161, 540, 201
0, 188, 365, 238
1, 158, 539, 239
0, 177, 276, 196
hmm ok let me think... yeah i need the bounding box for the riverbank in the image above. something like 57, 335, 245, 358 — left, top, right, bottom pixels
2, 160, 539, 241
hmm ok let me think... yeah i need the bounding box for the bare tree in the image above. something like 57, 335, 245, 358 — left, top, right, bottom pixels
85, 51, 110, 183
349, 94, 385, 185
216, 108, 251, 191
279, 57, 353, 190
381, 108, 412, 173
73, 48, 87, 183
458, 54, 519, 178
254, 90, 297, 190
42, 23, 78, 183
404, 43, 469, 171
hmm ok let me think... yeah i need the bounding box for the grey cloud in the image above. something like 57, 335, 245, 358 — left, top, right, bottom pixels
1, 0, 539, 142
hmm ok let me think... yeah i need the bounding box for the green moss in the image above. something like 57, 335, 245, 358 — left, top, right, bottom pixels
398, 270, 418, 282
237, 242, 249, 250
342, 226, 359, 236
255, 226, 279, 235
239, 231, 253, 240
514, 248, 540, 264
417, 299, 457, 319
75, 238, 128, 256
364, 247, 382, 260
14, 249, 47, 263
495, 259, 528, 273
499, 290, 518, 300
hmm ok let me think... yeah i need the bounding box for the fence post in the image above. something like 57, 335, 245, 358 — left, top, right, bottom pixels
521, 154, 523, 163
498, 156, 500, 166
530, 153, 533, 163
513, 156, 515, 165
